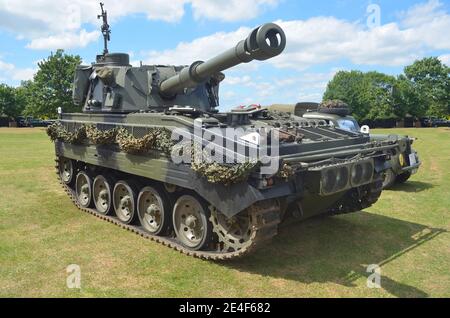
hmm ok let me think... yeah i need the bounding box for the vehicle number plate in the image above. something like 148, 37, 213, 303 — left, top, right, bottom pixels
409, 153, 417, 166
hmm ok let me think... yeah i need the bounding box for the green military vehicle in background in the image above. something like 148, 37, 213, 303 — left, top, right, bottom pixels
47, 4, 399, 259
270, 101, 421, 189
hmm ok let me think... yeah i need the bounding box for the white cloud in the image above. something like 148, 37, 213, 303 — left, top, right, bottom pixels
138, 0, 450, 72
0, 59, 35, 84
26, 30, 100, 50
224, 75, 252, 85
400, 0, 445, 28
142, 26, 250, 66
11, 68, 35, 81
0, 0, 279, 50
191, 0, 279, 22
220, 70, 338, 107
0, 60, 15, 72
273, 3, 450, 70
439, 54, 450, 66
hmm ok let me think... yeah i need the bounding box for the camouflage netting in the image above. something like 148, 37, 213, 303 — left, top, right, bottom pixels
318, 100, 351, 116
319, 100, 350, 110
171, 140, 260, 185
47, 122, 87, 144
115, 127, 159, 154
267, 110, 292, 121
85, 125, 118, 145
153, 128, 175, 154
47, 123, 269, 185
192, 161, 259, 186
278, 163, 295, 180
193, 144, 260, 185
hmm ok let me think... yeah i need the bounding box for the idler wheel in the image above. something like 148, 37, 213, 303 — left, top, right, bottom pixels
210, 207, 255, 252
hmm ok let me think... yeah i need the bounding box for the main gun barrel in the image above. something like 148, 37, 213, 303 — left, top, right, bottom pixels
159, 23, 286, 97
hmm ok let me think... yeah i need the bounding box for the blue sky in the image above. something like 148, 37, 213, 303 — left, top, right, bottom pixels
1, 0, 449, 110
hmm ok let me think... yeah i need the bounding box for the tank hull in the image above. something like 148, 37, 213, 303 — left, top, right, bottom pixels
49, 108, 393, 258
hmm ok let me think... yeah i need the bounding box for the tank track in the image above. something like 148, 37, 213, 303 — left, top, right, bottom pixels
54, 157, 280, 260
327, 175, 383, 215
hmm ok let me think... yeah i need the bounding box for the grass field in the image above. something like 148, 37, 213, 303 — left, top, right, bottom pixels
0, 127, 449, 298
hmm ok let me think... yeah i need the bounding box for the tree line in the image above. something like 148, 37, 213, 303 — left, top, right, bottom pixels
323, 57, 450, 121
1, 51, 449, 122
0, 50, 82, 121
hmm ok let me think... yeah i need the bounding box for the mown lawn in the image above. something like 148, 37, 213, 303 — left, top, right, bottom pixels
0, 127, 449, 298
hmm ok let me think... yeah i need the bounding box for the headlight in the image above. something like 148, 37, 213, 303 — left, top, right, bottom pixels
322, 169, 337, 193
399, 153, 406, 167
350, 160, 374, 187
321, 166, 350, 194
336, 166, 349, 189
351, 163, 363, 185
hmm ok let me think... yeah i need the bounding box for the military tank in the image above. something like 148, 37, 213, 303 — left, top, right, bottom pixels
47, 4, 398, 260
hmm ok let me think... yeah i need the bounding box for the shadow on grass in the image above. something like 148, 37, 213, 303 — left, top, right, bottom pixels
224, 211, 446, 298
388, 181, 434, 193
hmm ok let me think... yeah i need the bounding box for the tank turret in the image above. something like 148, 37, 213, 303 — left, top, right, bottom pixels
73, 16, 286, 113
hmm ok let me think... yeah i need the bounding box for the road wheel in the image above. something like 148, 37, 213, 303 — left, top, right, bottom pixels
75, 171, 92, 208
113, 181, 137, 224
172, 195, 213, 250
395, 171, 412, 184
59, 157, 74, 185
137, 186, 171, 235
93, 175, 113, 215
382, 168, 396, 189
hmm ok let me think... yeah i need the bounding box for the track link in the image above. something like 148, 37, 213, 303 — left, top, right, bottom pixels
54, 157, 280, 260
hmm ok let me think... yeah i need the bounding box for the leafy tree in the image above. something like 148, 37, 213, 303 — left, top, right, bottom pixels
0, 84, 16, 119
25, 50, 82, 118
0, 84, 26, 119
323, 59, 450, 121
404, 57, 450, 117
323, 71, 369, 121
323, 71, 398, 121
362, 71, 397, 121
393, 75, 424, 118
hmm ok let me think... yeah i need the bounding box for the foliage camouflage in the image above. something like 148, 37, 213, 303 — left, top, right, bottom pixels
319, 100, 350, 110
115, 127, 159, 154
46, 122, 86, 144
47, 123, 262, 185
277, 163, 295, 180
192, 161, 259, 185
190, 142, 259, 185
85, 125, 118, 145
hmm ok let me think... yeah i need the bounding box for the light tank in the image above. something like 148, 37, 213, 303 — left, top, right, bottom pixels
48, 4, 398, 259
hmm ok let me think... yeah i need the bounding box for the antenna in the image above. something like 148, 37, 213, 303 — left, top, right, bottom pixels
97, 2, 111, 55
